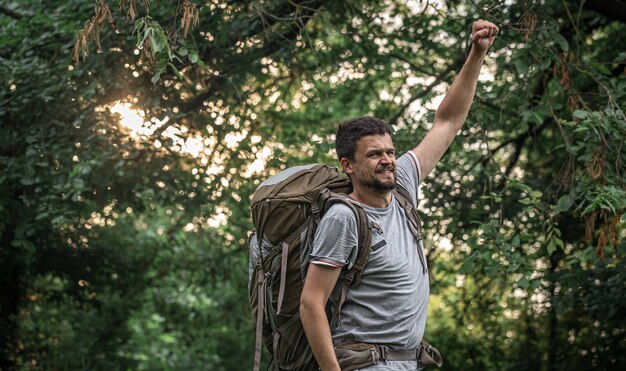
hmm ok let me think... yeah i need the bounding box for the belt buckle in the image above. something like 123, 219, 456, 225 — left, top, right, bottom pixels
417, 343, 432, 360
416, 344, 422, 360
377, 345, 389, 361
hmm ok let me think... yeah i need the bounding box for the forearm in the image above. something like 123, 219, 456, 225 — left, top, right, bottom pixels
300, 302, 340, 371
434, 46, 487, 129
410, 20, 497, 178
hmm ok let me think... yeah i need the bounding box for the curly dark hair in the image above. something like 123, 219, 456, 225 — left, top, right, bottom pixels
335, 116, 391, 160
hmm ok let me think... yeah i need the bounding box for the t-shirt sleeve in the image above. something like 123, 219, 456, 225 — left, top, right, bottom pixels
309, 203, 359, 269
396, 151, 421, 208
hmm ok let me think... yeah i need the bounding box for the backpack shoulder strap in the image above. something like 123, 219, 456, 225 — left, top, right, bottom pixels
393, 184, 428, 274
318, 191, 374, 285
318, 191, 378, 327
393, 183, 421, 238
394, 183, 414, 208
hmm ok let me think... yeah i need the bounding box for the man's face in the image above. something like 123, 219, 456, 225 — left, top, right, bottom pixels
343, 134, 396, 193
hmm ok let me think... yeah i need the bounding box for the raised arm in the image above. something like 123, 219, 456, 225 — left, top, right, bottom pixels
300, 264, 342, 371
412, 19, 499, 179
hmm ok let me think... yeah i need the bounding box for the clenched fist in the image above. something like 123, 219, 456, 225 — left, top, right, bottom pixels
471, 19, 499, 53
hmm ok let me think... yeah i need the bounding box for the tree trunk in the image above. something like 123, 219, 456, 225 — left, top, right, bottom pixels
0, 222, 20, 370
547, 250, 563, 371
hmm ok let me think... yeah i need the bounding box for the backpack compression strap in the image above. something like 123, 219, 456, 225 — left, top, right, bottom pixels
253, 265, 266, 371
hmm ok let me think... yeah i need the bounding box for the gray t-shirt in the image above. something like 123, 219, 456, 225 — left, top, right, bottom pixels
309, 152, 429, 370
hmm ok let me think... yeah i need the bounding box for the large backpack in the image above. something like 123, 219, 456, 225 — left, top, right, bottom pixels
248, 163, 425, 371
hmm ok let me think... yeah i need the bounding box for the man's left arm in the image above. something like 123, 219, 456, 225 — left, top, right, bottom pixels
412, 20, 499, 179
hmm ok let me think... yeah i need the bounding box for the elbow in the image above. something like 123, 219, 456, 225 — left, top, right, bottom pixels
299, 291, 311, 320
433, 113, 462, 131
433, 111, 453, 126
300, 288, 321, 324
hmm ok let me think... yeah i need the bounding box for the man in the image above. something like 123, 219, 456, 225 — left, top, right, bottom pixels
300, 20, 499, 370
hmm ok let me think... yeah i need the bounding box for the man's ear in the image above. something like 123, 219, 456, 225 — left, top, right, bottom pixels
339, 157, 353, 175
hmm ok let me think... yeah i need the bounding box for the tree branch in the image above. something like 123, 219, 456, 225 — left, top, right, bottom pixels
0, 5, 22, 19
503, 136, 525, 178
389, 52, 437, 77
465, 118, 552, 176
183, 0, 325, 113
388, 58, 462, 126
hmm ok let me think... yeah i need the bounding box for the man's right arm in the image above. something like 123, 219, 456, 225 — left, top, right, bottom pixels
300, 264, 342, 371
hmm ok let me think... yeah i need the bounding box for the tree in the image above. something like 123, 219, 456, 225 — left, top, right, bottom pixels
1, 0, 624, 369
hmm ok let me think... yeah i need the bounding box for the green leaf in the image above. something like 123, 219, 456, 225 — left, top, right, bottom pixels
73, 178, 84, 189
539, 57, 552, 70
159, 333, 176, 343
150, 35, 160, 54
530, 280, 541, 290
460, 259, 475, 274
20, 178, 35, 186
554, 34, 569, 51
556, 238, 564, 249
517, 277, 529, 289
512, 235, 520, 247
168, 63, 183, 79
547, 239, 557, 255
556, 194, 574, 212
35, 211, 49, 220
573, 110, 588, 119
189, 52, 198, 63
155, 58, 167, 72
591, 62, 611, 76
51, 215, 65, 225
515, 59, 528, 75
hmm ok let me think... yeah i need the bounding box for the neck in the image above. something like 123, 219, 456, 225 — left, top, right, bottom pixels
350, 186, 393, 208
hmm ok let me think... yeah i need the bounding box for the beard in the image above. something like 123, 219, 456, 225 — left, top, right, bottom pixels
362, 166, 396, 193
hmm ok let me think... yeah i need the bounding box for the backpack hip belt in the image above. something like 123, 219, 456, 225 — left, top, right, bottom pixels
334, 340, 442, 370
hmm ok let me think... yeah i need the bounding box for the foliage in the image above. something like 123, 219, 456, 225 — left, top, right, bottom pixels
1, 0, 624, 370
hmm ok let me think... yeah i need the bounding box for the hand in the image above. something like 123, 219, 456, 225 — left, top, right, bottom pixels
471, 19, 499, 53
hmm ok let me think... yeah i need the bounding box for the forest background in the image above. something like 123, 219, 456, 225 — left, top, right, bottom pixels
1, 0, 625, 370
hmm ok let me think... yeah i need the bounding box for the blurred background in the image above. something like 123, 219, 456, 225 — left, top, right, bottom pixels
1, 0, 624, 369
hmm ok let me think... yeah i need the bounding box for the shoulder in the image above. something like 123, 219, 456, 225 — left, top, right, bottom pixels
321, 202, 358, 225
396, 152, 421, 184
396, 152, 421, 207
312, 199, 359, 264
